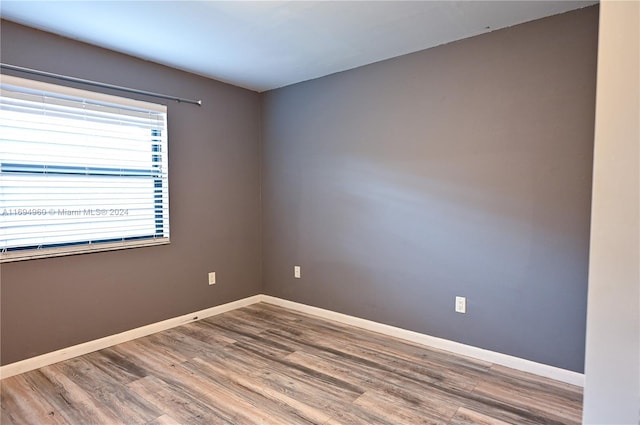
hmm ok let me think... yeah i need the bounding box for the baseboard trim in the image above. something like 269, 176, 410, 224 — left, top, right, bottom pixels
0, 295, 262, 380
260, 295, 585, 387
0, 294, 584, 387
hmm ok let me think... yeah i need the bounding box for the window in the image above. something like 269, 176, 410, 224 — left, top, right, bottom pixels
0, 75, 170, 262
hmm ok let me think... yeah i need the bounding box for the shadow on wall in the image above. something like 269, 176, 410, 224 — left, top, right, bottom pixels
281, 153, 587, 370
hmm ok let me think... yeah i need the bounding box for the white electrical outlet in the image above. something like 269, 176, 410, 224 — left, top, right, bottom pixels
294, 265, 301, 279
208, 272, 216, 285
455, 296, 466, 314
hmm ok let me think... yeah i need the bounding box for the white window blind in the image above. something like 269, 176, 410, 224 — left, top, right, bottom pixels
0, 75, 170, 262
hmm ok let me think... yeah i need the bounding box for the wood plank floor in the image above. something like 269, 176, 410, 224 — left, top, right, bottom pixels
1, 303, 583, 425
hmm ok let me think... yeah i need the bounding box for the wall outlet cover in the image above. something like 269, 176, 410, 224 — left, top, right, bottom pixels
455, 296, 466, 314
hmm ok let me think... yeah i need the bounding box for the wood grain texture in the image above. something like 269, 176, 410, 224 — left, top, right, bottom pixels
1, 302, 582, 424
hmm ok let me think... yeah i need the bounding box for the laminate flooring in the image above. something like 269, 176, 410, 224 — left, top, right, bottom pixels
1, 302, 583, 424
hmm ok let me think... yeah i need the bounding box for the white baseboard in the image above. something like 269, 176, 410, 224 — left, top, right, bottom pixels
0, 295, 262, 380
0, 293, 584, 387
260, 295, 585, 387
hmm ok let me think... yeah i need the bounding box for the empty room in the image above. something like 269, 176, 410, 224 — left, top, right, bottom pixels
0, 1, 637, 424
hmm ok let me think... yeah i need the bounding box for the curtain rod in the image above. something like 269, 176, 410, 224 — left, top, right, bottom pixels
0, 63, 203, 106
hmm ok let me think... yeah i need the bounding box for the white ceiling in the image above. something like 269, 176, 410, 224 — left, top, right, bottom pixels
1, 1, 596, 92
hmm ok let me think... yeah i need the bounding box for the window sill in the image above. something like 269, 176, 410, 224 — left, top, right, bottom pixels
0, 238, 170, 263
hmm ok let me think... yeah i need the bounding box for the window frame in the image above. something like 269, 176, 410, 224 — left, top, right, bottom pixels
0, 75, 170, 263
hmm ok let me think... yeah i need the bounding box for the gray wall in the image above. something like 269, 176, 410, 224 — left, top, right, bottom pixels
261, 7, 598, 373
583, 1, 640, 422
0, 21, 261, 365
